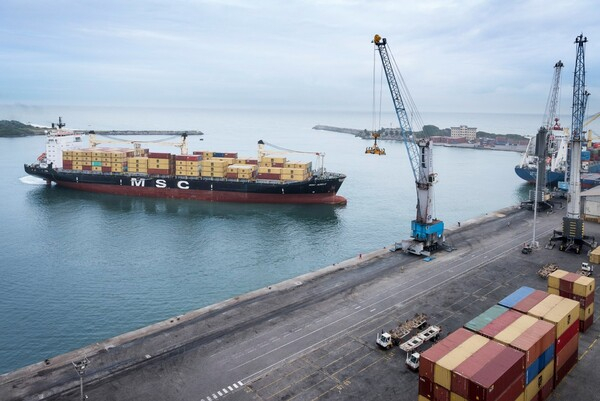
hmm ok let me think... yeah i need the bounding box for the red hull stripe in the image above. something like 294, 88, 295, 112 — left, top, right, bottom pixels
56, 181, 347, 205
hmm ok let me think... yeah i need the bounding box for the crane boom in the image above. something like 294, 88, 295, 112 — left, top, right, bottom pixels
373, 34, 443, 252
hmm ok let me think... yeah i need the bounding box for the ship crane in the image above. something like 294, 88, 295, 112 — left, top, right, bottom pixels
88, 132, 191, 156
257, 140, 326, 176
372, 34, 444, 255
548, 34, 596, 253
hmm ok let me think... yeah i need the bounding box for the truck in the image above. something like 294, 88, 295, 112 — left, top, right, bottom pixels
376, 313, 427, 349
400, 325, 442, 371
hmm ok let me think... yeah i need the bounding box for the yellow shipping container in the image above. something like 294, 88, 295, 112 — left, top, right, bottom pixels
547, 287, 560, 296
281, 168, 307, 175
201, 160, 229, 168
523, 358, 554, 401
262, 156, 286, 164
543, 298, 580, 338
418, 395, 430, 401
450, 392, 468, 401
528, 294, 563, 320
573, 276, 595, 297
92, 166, 103, 172
258, 166, 283, 174
590, 246, 600, 264
434, 335, 488, 390
71, 166, 82, 171
494, 315, 537, 345
238, 173, 253, 180
111, 166, 124, 173
201, 171, 226, 178
580, 303, 594, 320
547, 269, 569, 290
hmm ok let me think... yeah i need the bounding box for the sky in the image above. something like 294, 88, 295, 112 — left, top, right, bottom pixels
1, 0, 599, 116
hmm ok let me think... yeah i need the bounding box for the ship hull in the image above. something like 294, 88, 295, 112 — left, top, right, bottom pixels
25, 164, 347, 205
514, 163, 600, 187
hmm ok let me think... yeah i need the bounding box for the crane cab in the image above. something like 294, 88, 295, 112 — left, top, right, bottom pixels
365, 133, 386, 155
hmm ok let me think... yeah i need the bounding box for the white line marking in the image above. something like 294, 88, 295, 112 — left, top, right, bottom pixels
222, 388, 228, 394
212, 394, 217, 399
233, 383, 238, 389
238, 381, 243, 386
218, 391, 223, 396
228, 386, 234, 391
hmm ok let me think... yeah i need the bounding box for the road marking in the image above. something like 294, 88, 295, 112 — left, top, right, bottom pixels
217, 391, 223, 396
370, 308, 376, 312
222, 388, 228, 394
228, 385, 233, 391
355, 306, 361, 309
212, 394, 217, 399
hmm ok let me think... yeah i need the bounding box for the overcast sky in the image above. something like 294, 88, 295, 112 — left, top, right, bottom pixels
1, 0, 599, 115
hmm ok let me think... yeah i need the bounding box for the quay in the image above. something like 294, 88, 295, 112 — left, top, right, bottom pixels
1, 205, 598, 400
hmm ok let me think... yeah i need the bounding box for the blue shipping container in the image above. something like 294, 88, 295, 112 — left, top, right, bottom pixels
498, 286, 535, 308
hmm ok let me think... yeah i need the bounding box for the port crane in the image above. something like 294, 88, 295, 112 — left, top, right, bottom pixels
549, 34, 596, 253
372, 35, 444, 255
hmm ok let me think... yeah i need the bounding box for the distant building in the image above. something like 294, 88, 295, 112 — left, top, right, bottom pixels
451, 125, 477, 141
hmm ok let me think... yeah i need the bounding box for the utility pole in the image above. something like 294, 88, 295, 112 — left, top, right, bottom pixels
72, 357, 90, 401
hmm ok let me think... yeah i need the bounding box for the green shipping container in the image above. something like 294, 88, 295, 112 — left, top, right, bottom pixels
464, 304, 509, 332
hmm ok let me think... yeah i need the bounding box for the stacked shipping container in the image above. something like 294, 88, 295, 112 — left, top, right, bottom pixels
547, 270, 595, 333
63, 148, 136, 173
418, 285, 589, 401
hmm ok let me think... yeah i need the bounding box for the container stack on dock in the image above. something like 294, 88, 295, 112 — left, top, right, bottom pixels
417, 282, 593, 401
546, 270, 595, 332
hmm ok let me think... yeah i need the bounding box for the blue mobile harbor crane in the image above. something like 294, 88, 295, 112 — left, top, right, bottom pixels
372, 35, 444, 255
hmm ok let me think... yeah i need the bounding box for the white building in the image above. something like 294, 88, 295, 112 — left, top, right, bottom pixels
450, 125, 477, 141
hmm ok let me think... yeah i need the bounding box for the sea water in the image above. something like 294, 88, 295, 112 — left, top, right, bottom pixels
0, 106, 533, 373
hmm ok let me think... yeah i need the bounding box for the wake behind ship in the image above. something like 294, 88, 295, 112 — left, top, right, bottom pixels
24, 121, 347, 205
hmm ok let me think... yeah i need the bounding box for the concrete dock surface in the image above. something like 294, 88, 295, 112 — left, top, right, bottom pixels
1, 205, 598, 401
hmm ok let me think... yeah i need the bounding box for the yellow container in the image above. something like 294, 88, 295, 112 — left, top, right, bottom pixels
494, 315, 537, 345
543, 298, 580, 338
590, 246, 600, 264
524, 358, 554, 401
258, 167, 283, 174
418, 395, 430, 401
573, 276, 595, 297
91, 166, 102, 172
434, 335, 488, 390
548, 269, 569, 290
450, 392, 468, 401
201, 171, 226, 178
238, 173, 253, 179
528, 294, 563, 320
547, 287, 560, 296
580, 303, 594, 320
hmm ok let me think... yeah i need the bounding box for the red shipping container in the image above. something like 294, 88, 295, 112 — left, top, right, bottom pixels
452, 341, 505, 399
148, 152, 171, 159
101, 166, 111, 172
82, 165, 92, 170
433, 384, 449, 401
419, 375, 433, 399
558, 273, 580, 293
555, 320, 579, 354
175, 155, 200, 161
555, 333, 578, 371
420, 328, 474, 381
512, 290, 549, 314
147, 168, 171, 175
580, 314, 594, 333
468, 347, 525, 401
554, 351, 578, 388
479, 310, 522, 338
226, 173, 238, 179
256, 173, 281, 180
539, 376, 554, 400
570, 292, 595, 308
494, 375, 525, 401
510, 319, 555, 368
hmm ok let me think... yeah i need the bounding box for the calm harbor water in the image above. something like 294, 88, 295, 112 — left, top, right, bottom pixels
0, 107, 532, 374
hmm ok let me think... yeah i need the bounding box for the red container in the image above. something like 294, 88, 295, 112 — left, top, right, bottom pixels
555, 334, 578, 371
147, 168, 171, 175
580, 314, 594, 333
479, 310, 522, 338
226, 173, 238, 179
256, 173, 281, 180
148, 152, 171, 159
554, 350, 578, 388
452, 341, 505, 399
570, 292, 595, 308
468, 347, 525, 401
101, 166, 111, 172
433, 384, 449, 401
419, 375, 433, 399
512, 290, 549, 314
555, 320, 579, 355
420, 328, 474, 381
175, 155, 200, 161
559, 273, 580, 293
511, 319, 555, 368
223, 152, 238, 158
82, 165, 92, 170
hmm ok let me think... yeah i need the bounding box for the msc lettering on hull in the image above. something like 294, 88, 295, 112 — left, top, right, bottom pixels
130, 178, 189, 189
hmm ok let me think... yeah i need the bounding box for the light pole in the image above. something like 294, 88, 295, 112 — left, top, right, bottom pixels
72, 357, 89, 401
532, 156, 540, 250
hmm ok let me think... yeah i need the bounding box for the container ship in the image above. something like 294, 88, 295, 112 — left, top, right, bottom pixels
514, 120, 600, 188
24, 120, 347, 205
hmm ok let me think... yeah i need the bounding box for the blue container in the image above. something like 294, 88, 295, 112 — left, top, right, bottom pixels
498, 286, 535, 308
526, 354, 543, 385
540, 343, 555, 371
582, 150, 591, 161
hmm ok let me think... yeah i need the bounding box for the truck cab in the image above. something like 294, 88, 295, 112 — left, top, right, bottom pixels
406, 352, 420, 370
376, 332, 392, 349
